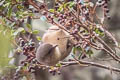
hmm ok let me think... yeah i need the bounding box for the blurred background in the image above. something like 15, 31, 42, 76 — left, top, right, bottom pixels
0, 0, 120, 80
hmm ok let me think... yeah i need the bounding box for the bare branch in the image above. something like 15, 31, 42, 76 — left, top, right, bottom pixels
61, 60, 120, 73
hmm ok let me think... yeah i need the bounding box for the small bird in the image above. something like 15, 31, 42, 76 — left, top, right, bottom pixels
36, 25, 73, 66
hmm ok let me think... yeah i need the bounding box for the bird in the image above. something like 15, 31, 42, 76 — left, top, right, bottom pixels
36, 25, 73, 66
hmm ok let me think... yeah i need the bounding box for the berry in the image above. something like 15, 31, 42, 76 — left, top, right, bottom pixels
105, 9, 109, 13
20, 40, 25, 47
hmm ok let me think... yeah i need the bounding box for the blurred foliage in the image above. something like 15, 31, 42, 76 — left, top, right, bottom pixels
0, 23, 12, 68
0, 0, 40, 74
0, 0, 42, 70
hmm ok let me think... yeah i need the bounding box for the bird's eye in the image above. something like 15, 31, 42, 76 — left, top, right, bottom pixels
57, 38, 60, 40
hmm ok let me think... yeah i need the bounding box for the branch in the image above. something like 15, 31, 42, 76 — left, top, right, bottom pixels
27, 0, 120, 73
95, 36, 120, 63
61, 60, 120, 73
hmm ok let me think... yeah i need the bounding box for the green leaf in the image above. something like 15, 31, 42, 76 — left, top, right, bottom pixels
86, 50, 93, 57
28, 13, 34, 17
17, 5, 24, 9
16, 11, 23, 18
56, 63, 62, 67
95, 28, 104, 36
26, 23, 32, 30
72, 47, 82, 54
49, 9, 55, 13
64, 3, 68, 8
23, 11, 29, 16
3, 2, 11, 7
36, 36, 41, 41
16, 0, 20, 3
68, 1, 75, 8
32, 30, 40, 34
9, 22, 15, 28
73, 47, 76, 54
7, 7, 12, 18
13, 27, 25, 36
64, 1, 75, 8
58, 5, 63, 12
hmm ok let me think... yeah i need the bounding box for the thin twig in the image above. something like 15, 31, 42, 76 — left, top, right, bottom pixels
61, 60, 120, 73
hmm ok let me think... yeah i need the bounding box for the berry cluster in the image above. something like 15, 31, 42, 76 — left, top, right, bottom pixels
19, 38, 36, 66
14, 66, 24, 80
57, 12, 74, 29
39, 0, 112, 59
96, 0, 111, 19
14, 38, 62, 78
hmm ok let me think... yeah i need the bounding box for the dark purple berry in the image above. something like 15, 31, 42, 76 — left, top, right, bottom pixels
105, 9, 109, 13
